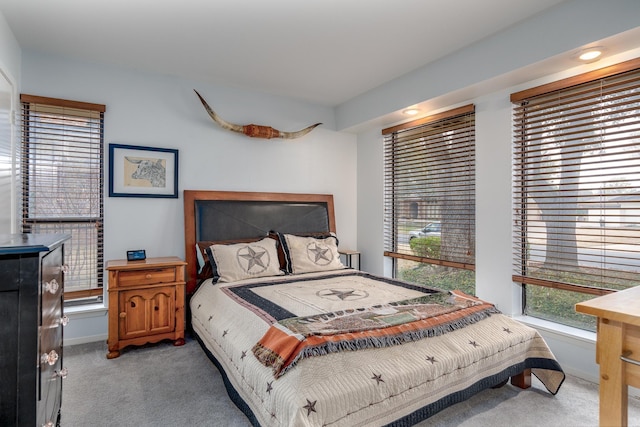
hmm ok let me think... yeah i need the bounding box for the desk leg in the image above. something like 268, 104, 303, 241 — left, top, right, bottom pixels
597, 318, 628, 427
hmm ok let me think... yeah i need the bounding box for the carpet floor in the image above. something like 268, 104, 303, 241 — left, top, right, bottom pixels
62, 335, 640, 426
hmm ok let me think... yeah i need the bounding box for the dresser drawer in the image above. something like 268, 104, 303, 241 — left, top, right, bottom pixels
117, 267, 176, 287
39, 319, 63, 423
41, 246, 64, 329
624, 323, 640, 388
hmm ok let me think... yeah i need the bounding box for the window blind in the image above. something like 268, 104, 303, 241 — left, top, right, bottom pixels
511, 58, 640, 295
383, 104, 475, 270
21, 94, 105, 300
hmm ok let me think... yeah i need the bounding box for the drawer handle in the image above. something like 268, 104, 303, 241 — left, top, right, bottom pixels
44, 279, 59, 294
41, 350, 59, 366
54, 367, 68, 379
621, 351, 640, 367
145, 273, 152, 279
59, 315, 70, 327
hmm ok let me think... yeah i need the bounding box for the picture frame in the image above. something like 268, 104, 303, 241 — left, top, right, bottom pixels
109, 143, 179, 198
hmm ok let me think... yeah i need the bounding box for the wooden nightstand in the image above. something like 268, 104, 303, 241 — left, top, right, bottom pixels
106, 256, 187, 359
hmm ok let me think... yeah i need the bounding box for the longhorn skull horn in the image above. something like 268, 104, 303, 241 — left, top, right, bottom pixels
194, 90, 321, 139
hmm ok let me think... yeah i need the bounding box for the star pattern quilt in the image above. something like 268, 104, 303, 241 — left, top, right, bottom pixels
191, 270, 565, 426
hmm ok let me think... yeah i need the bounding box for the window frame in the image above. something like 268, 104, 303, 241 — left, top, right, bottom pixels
511, 58, 640, 326
20, 94, 105, 302
382, 104, 476, 278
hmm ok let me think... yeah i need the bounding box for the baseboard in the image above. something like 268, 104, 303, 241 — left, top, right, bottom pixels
65, 333, 107, 346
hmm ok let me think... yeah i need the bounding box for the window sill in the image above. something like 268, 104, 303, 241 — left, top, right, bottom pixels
511, 314, 596, 345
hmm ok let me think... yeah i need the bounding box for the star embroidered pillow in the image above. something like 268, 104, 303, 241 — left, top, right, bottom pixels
205, 238, 284, 283
278, 232, 346, 274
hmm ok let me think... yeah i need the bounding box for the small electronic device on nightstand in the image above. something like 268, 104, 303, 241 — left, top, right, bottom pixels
126, 249, 146, 262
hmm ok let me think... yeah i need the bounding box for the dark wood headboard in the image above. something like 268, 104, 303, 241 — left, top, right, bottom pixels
183, 190, 336, 293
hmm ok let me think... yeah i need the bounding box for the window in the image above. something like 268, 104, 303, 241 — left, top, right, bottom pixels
383, 105, 475, 295
21, 94, 105, 302
511, 58, 640, 331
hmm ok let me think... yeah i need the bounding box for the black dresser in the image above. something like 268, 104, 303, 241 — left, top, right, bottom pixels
0, 234, 70, 427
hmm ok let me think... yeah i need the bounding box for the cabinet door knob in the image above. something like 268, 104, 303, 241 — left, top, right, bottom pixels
119, 312, 127, 318
44, 279, 59, 294
59, 315, 70, 326
54, 367, 68, 379
41, 350, 59, 366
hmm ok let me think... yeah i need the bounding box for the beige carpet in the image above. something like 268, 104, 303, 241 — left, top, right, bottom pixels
62, 336, 640, 426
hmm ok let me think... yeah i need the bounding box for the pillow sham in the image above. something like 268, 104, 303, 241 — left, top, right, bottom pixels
205, 237, 284, 283
197, 237, 273, 280
276, 232, 345, 274
267, 231, 334, 271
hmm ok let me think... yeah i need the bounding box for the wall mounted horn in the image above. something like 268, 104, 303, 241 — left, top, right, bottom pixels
194, 90, 322, 139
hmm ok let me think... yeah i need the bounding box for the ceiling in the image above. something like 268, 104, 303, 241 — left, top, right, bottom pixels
0, 0, 569, 107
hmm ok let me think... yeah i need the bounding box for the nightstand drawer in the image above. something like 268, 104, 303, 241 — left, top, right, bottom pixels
118, 267, 176, 287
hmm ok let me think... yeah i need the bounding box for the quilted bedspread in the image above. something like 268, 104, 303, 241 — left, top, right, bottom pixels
191, 270, 565, 427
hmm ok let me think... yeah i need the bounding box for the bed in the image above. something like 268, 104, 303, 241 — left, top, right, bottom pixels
183, 190, 565, 426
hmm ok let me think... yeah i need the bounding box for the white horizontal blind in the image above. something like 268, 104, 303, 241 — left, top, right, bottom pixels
383, 105, 475, 269
21, 94, 105, 299
512, 62, 640, 293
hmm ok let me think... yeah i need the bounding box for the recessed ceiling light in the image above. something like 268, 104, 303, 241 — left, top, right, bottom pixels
577, 47, 604, 62
402, 108, 419, 116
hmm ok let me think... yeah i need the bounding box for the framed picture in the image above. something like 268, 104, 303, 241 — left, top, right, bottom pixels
109, 144, 178, 198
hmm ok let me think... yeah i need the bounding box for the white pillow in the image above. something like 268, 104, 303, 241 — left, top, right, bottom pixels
279, 233, 345, 274
205, 237, 284, 283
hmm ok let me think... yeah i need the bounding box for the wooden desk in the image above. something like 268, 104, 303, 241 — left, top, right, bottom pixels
576, 286, 640, 427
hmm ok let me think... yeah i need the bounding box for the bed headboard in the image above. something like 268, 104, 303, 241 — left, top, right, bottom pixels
183, 190, 336, 293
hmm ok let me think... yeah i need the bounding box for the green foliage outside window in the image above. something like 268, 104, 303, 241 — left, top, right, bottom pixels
409, 236, 441, 259
525, 286, 597, 331
397, 258, 475, 298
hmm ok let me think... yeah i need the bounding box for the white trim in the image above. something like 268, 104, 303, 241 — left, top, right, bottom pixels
511, 314, 596, 344
64, 303, 107, 316
64, 304, 108, 345
65, 333, 108, 346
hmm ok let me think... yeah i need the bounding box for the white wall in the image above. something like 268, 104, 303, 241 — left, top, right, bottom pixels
20, 52, 357, 344
356, 128, 384, 275
0, 11, 20, 234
